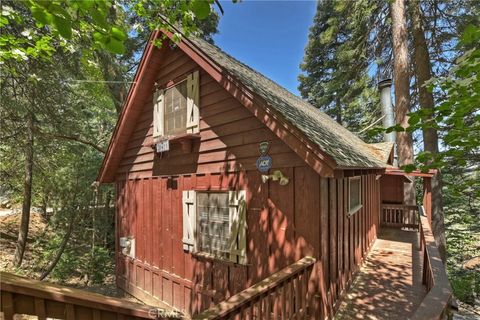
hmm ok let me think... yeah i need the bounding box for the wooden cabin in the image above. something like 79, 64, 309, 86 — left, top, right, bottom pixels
95, 30, 450, 320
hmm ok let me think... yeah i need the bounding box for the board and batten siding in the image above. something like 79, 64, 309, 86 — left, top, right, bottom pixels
114, 45, 382, 318
115, 171, 380, 317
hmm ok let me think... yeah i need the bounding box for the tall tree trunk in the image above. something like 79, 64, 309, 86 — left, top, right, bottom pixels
411, 0, 447, 262
335, 95, 342, 124
14, 111, 34, 267
390, 0, 416, 205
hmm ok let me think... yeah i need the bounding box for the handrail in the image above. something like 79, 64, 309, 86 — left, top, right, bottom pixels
411, 211, 452, 320
193, 256, 316, 320
0, 271, 178, 319
381, 204, 419, 229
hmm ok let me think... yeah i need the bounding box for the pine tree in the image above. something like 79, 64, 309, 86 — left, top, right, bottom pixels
391, 0, 416, 204
298, 0, 381, 138
411, 0, 446, 262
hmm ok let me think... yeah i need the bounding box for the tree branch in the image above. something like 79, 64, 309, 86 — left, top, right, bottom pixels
36, 129, 105, 153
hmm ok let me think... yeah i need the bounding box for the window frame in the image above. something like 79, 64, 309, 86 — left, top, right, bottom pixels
195, 190, 232, 260
348, 176, 363, 216
153, 70, 200, 142
162, 78, 188, 137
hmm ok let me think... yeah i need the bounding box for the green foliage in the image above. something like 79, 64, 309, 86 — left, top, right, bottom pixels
38, 233, 78, 282
84, 246, 114, 285
0, 0, 221, 60
298, 0, 382, 141
444, 171, 480, 304
394, 24, 480, 173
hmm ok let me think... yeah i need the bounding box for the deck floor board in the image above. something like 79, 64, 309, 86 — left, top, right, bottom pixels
335, 228, 426, 320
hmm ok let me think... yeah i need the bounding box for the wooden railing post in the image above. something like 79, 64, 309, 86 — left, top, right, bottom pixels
411, 215, 452, 319
380, 204, 420, 230
0, 271, 165, 319
192, 256, 316, 320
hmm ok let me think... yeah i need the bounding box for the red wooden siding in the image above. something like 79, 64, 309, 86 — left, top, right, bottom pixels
380, 174, 404, 204
116, 46, 305, 180
115, 171, 380, 318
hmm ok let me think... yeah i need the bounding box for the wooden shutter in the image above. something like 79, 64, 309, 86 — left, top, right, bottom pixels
182, 190, 196, 252
186, 71, 200, 133
153, 89, 164, 139
228, 190, 247, 264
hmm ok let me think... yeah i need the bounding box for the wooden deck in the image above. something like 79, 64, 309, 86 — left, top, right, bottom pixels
336, 228, 426, 320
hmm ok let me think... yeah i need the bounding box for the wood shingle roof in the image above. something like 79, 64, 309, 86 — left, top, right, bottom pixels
189, 36, 387, 169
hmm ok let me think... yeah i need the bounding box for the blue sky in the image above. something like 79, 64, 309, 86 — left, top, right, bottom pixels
213, 1, 317, 95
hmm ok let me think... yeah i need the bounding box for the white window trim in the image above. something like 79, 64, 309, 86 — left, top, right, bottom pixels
182, 189, 247, 265
153, 71, 199, 141
347, 176, 362, 216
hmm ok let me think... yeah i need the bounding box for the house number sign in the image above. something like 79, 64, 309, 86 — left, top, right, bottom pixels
155, 139, 170, 153
256, 141, 272, 173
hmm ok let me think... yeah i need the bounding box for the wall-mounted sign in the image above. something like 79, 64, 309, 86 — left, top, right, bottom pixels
155, 139, 170, 153
256, 155, 273, 173
259, 141, 270, 156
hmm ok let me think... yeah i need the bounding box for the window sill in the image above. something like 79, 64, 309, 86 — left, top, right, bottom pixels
347, 204, 363, 217
190, 251, 249, 266
152, 133, 200, 153
168, 133, 201, 142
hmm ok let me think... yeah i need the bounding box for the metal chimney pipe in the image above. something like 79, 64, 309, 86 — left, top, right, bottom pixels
378, 79, 396, 143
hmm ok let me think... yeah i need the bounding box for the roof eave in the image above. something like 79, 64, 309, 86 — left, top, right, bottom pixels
97, 31, 160, 183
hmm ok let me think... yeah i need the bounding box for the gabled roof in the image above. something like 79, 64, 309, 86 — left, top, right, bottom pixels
188, 37, 386, 169
366, 142, 395, 165
98, 31, 387, 183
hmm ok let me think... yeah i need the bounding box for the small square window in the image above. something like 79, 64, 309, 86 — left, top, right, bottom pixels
196, 192, 231, 259
164, 81, 187, 136
348, 176, 362, 215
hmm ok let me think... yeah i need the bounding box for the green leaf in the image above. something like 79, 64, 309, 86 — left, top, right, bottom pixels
47, 3, 71, 20
53, 15, 72, 39
110, 27, 127, 41
104, 37, 124, 54
31, 6, 52, 25
93, 31, 105, 43
416, 151, 432, 164
408, 113, 420, 126
0, 16, 9, 27
190, 0, 211, 20
460, 24, 480, 45
90, 8, 108, 30
401, 164, 416, 173
71, 0, 94, 10
386, 124, 404, 133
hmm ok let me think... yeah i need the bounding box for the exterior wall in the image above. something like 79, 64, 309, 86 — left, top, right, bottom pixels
113, 45, 382, 318
380, 175, 404, 204
115, 171, 380, 318
116, 46, 304, 180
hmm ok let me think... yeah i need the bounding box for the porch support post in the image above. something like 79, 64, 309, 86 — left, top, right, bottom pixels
423, 177, 432, 226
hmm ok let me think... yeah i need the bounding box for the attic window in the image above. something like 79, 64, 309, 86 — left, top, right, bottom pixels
164, 81, 187, 136
153, 71, 200, 140
348, 176, 362, 215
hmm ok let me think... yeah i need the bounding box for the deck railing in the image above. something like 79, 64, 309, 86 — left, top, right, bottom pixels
381, 204, 419, 229
193, 256, 316, 320
411, 211, 452, 320
0, 272, 177, 320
